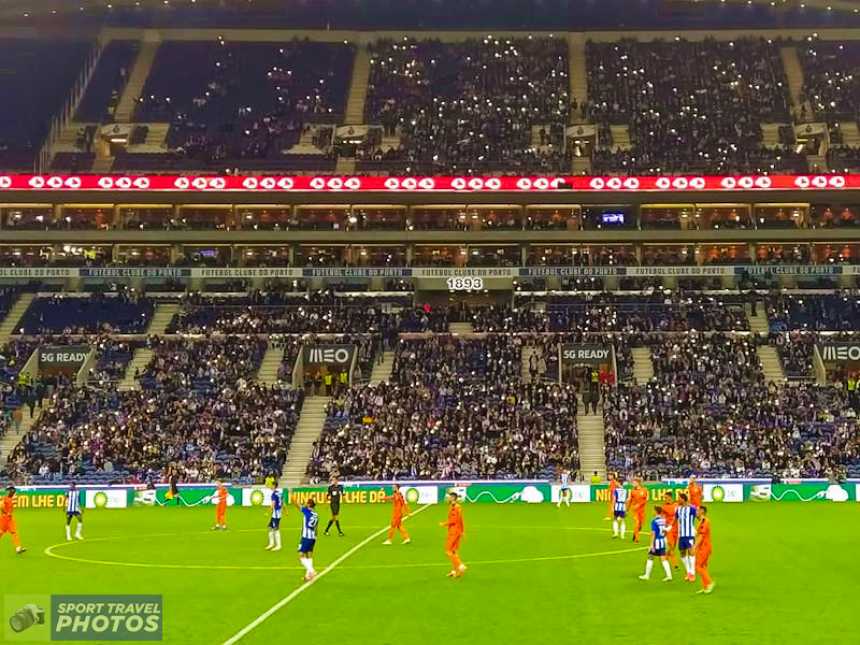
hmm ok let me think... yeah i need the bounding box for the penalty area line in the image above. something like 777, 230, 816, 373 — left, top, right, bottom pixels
221, 503, 431, 645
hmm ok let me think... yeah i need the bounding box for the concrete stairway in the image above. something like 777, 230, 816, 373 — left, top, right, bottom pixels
335, 157, 357, 174
757, 345, 787, 384
761, 123, 784, 149
521, 346, 539, 381
449, 322, 474, 334
369, 351, 395, 385
146, 303, 178, 335
281, 396, 328, 486
257, 345, 285, 386
747, 307, 770, 335
839, 121, 860, 147
631, 347, 654, 385
344, 45, 371, 125
609, 125, 631, 151
780, 46, 805, 113
572, 156, 592, 174
0, 406, 43, 471
576, 409, 606, 480
568, 34, 587, 123
0, 293, 35, 343
114, 40, 160, 122
118, 348, 153, 391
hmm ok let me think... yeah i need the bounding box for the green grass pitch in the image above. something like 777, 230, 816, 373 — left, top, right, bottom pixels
2, 503, 858, 644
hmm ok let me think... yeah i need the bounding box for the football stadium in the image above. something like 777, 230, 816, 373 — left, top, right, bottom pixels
1, 0, 860, 643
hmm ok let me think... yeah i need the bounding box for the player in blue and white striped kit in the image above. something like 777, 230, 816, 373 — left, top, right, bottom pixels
675, 493, 698, 582
639, 506, 672, 582
64, 483, 83, 541
611, 482, 628, 539
556, 468, 572, 508
265, 483, 283, 552
291, 497, 319, 581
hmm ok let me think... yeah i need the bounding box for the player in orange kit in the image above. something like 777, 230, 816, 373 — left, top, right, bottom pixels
628, 477, 648, 542
381, 484, 411, 545
212, 482, 228, 530
661, 491, 679, 569
688, 475, 703, 509
695, 506, 715, 594
605, 472, 618, 520
0, 486, 26, 554
441, 491, 466, 578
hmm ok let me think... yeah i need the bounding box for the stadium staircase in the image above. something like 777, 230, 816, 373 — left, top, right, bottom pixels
118, 348, 153, 391
0, 293, 35, 343
746, 306, 770, 335
576, 409, 606, 480
335, 157, 357, 174
0, 406, 43, 472
567, 34, 588, 123
344, 45, 371, 125
779, 46, 806, 116
757, 345, 787, 384
146, 303, 179, 335
608, 125, 631, 151
114, 39, 161, 123
256, 345, 285, 386
369, 351, 395, 385
521, 346, 538, 382
281, 396, 328, 486
572, 156, 592, 174
840, 122, 860, 147
631, 347, 654, 385
449, 322, 474, 334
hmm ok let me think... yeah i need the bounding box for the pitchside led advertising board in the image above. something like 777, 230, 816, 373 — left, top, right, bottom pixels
9, 481, 858, 511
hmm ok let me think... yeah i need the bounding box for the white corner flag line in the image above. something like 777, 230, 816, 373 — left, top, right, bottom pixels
222, 504, 431, 645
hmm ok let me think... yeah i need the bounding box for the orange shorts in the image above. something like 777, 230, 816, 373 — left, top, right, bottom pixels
667, 530, 678, 546
445, 533, 462, 553
695, 548, 711, 569
390, 514, 403, 528
0, 518, 17, 534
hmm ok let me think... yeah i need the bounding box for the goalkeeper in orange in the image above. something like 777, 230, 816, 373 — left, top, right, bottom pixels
381, 484, 411, 545
441, 490, 466, 578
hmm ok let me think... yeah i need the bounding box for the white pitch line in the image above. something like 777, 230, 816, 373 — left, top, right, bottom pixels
221, 504, 431, 645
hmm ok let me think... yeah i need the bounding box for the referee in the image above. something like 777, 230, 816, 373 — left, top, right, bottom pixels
323, 475, 345, 536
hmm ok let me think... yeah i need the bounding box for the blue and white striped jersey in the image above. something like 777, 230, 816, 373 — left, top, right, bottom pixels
675, 505, 697, 538
66, 488, 81, 514
560, 471, 570, 488
270, 490, 283, 520
651, 516, 667, 550
300, 506, 319, 540
613, 487, 628, 512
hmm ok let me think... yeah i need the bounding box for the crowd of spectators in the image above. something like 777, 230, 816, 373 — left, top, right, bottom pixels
586, 38, 802, 174
604, 333, 858, 479
131, 39, 353, 169
772, 331, 815, 379
766, 293, 860, 331
467, 296, 749, 333
798, 41, 859, 120
361, 36, 570, 174
16, 293, 154, 335
308, 335, 578, 480
6, 336, 304, 483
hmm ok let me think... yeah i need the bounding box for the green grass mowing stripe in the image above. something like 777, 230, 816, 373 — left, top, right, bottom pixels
221, 504, 431, 645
